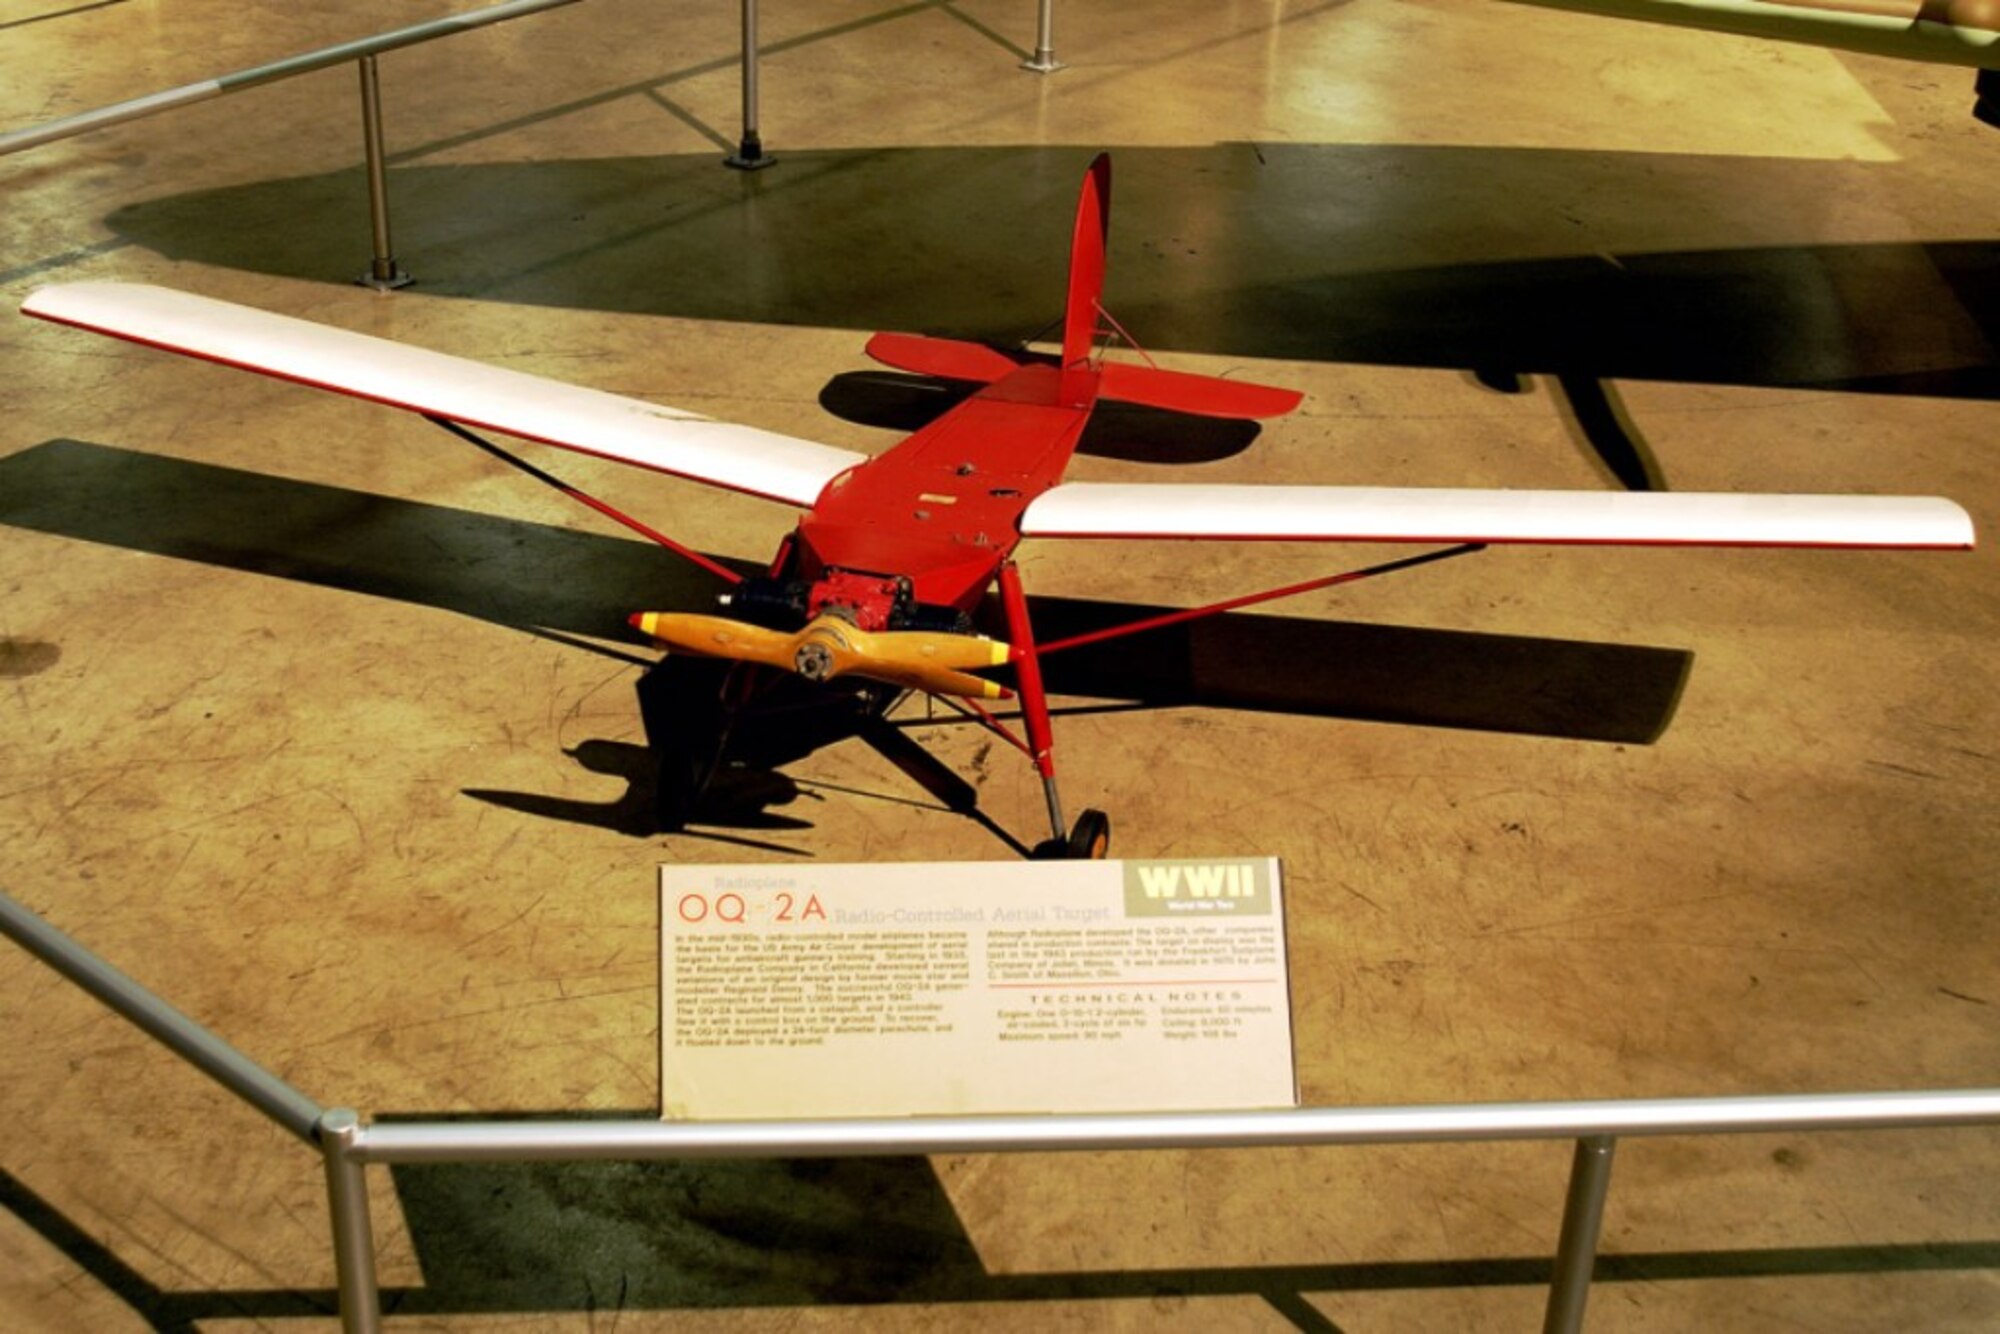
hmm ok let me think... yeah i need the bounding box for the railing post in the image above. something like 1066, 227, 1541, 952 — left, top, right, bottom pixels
319, 1109, 383, 1334
356, 55, 412, 290
1543, 1135, 1617, 1334
1022, 0, 1063, 73
725, 0, 775, 169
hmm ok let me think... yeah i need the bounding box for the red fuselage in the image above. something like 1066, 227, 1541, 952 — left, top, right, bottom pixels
791, 363, 1103, 610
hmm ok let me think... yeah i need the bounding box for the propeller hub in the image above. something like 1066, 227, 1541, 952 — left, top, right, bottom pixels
794, 641, 835, 681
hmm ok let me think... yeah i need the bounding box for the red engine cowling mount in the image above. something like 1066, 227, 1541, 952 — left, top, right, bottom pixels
806, 569, 911, 632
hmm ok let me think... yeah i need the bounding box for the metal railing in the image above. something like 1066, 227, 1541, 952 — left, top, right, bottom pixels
0, 0, 589, 288
0, 0, 589, 156
0, 1, 1068, 282
1024, 0, 1062, 72
3, 887, 1996, 1334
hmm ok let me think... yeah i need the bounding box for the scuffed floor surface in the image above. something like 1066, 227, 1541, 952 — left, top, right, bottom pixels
2, 1, 1996, 1329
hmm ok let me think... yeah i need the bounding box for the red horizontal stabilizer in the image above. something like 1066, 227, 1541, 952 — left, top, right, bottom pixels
1099, 361, 1304, 420
865, 331, 1027, 384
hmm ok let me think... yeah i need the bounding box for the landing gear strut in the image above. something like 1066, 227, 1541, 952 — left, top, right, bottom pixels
637, 657, 731, 833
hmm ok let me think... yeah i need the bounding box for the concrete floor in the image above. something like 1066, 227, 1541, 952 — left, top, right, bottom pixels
3, 0, 1998, 1329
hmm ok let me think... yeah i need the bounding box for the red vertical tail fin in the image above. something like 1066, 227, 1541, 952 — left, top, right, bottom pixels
1060, 153, 1111, 369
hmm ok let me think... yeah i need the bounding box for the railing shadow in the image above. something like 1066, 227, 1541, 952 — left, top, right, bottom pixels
6, 1156, 1996, 1333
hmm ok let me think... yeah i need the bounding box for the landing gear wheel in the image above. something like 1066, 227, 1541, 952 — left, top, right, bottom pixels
1066, 808, 1111, 860
1031, 809, 1111, 860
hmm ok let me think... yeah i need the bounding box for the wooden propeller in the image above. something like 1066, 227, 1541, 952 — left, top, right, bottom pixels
630, 611, 1011, 700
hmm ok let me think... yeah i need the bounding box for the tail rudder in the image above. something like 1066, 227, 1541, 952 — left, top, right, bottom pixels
1060, 153, 1111, 369
1055, 152, 1300, 421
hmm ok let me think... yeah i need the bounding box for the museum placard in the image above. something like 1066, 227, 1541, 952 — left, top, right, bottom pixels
660, 859, 1297, 1120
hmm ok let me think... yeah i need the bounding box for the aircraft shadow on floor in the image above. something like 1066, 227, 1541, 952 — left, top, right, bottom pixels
5, 1156, 1996, 1331
91, 142, 2000, 402
0, 438, 1688, 730
0, 439, 1688, 841
78, 141, 1994, 503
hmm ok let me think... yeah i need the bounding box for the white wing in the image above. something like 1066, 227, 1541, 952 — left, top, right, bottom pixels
1020, 482, 1975, 549
23, 282, 864, 508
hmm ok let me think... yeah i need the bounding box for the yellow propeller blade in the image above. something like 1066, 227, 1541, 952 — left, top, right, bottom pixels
629, 612, 798, 671
630, 611, 1011, 700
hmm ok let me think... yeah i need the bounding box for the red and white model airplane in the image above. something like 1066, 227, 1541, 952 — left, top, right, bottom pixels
22, 155, 1976, 857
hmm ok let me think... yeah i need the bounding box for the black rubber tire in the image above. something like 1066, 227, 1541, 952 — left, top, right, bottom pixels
1066, 808, 1111, 860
